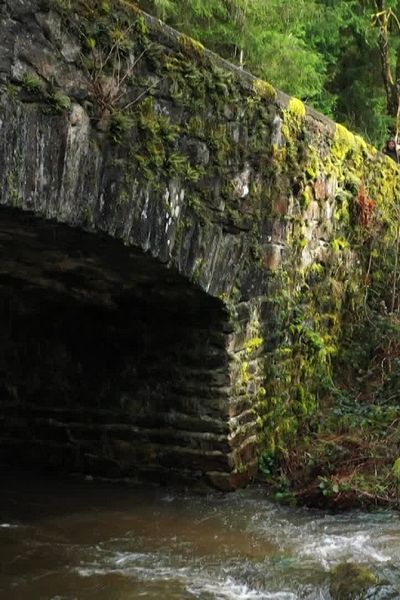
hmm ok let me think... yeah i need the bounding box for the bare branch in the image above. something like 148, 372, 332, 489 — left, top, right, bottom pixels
122, 79, 161, 111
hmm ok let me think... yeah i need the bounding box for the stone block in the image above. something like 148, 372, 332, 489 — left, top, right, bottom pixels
271, 196, 290, 216
263, 245, 282, 270
305, 200, 320, 221
158, 446, 232, 472
206, 460, 258, 490
262, 218, 288, 244
314, 178, 328, 200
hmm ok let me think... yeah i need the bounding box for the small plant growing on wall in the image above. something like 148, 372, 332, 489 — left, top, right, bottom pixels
76, 10, 160, 132
85, 35, 157, 115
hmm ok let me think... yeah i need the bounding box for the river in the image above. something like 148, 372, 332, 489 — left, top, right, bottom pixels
0, 475, 399, 599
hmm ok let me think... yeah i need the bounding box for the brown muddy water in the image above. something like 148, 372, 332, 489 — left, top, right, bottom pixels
1, 474, 400, 599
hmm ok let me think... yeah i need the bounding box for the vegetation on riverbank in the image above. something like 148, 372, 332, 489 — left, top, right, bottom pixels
259, 226, 400, 509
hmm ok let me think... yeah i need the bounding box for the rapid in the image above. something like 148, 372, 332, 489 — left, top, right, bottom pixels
1, 475, 399, 599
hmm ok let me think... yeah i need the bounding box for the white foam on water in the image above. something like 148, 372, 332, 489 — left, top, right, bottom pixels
76, 567, 103, 577
249, 506, 396, 572
113, 552, 152, 567
72, 498, 400, 599
76, 551, 297, 599
76, 551, 191, 582
188, 576, 297, 600
300, 532, 390, 569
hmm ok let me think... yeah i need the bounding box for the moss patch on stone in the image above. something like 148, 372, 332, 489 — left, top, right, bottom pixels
253, 78, 277, 101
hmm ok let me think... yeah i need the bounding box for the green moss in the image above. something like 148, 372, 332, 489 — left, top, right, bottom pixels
240, 361, 251, 385
305, 166, 318, 180
331, 237, 350, 252
178, 33, 205, 58
186, 116, 204, 137
300, 187, 313, 209
253, 78, 277, 101
280, 98, 307, 168
208, 124, 231, 164
109, 110, 134, 143
245, 337, 263, 356
287, 97, 306, 119
233, 461, 249, 474
332, 123, 357, 162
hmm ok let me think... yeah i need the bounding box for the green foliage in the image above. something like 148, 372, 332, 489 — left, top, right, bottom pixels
244, 74, 400, 507
48, 90, 71, 112
259, 452, 277, 476
258, 272, 339, 457
319, 477, 342, 497
138, 0, 400, 143
54, 0, 400, 142
109, 110, 134, 143
22, 73, 45, 95
139, 0, 330, 104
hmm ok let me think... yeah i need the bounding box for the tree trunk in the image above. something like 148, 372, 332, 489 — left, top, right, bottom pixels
374, 0, 400, 126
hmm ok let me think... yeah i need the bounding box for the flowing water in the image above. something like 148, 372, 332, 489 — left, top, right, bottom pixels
1, 474, 400, 599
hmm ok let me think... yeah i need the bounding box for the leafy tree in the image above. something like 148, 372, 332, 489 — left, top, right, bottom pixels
139, 0, 400, 144
370, 0, 400, 134
311, 0, 392, 144
140, 0, 331, 104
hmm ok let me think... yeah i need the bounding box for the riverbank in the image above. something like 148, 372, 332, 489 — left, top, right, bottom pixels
259, 310, 400, 511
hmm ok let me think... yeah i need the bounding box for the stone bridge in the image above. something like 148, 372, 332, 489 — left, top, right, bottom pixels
0, 0, 399, 489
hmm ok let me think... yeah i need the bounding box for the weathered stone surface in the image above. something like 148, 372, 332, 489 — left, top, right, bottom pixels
0, 0, 398, 491
263, 245, 283, 271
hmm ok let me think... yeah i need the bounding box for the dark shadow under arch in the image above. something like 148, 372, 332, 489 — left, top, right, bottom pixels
0, 208, 238, 486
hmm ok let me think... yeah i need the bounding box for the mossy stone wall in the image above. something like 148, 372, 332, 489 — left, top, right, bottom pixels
0, 0, 399, 487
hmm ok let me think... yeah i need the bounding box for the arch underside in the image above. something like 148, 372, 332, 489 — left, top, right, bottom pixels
0, 208, 256, 488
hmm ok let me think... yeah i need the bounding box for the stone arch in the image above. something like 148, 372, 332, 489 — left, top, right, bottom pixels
0, 207, 259, 489
0, 97, 249, 301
